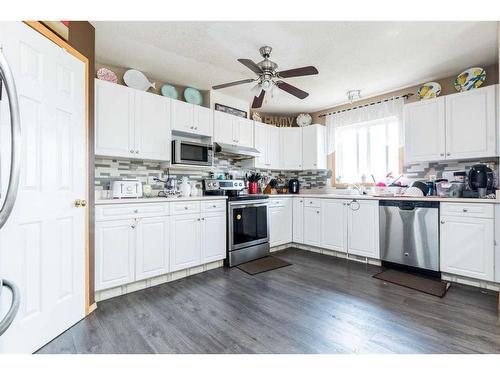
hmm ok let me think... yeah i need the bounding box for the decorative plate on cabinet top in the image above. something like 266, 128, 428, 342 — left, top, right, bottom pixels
453, 67, 486, 92
123, 69, 156, 91
183, 87, 203, 105
96, 67, 118, 84
296, 113, 312, 127
160, 84, 179, 100
417, 82, 441, 100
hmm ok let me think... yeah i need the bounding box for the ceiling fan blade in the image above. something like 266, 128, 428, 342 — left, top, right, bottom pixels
237, 59, 262, 75
252, 90, 266, 109
212, 78, 255, 90
276, 81, 309, 99
277, 66, 318, 78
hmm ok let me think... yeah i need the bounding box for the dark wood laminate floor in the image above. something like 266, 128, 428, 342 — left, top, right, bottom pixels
37, 248, 500, 354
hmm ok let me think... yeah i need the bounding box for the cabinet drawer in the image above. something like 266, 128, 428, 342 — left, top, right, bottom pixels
170, 200, 201, 215
96, 203, 169, 221
440, 202, 494, 219
268, 197, 290, 207
201, 200, 226, 212
304, 198, 321, 208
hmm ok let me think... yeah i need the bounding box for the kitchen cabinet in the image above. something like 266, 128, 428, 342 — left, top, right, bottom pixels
269, 198, 292, 247
254, 122, 281, 169
346, 199, 379, 258
95, 79, 171, 161
440, 208, 494, 281
171, 99, 213, 137
303, 205, 321, 247
214, 110, 254, 147
170, 213, 202, 272
292, 197, 304, 243
135, 216, 170, 281
302, 124, 327, 170
404, 85, 497, 163
280, 127, 303, 170
445, 85, 496, 159
404, 97, 446, 162
200, 211, 227, 263
95, 219, 136, 291
320, 199, 346, 252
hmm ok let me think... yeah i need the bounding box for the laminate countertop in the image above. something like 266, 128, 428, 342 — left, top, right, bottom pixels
267, 193, 500, 204
95, 196, 228, 205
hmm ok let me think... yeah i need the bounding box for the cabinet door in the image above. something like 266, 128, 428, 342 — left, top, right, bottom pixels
170, 214, 201, 272
135, 216, 170, 281
347, 200, 379, 258
95, 79, 135, 158
292, 198, 304, 243
134, 91, 171, 161
95, 219, 135, 291
268, 125, 281, 169
440, 216, 494, 281
201, 211, 227, 263
269, 200, 292, 247
171, 99, 194, 133
213, 110, 235, 145
445, 85, 496, 159
303, 206, 321, 247
320, 199, 347, 252
302, 124, 327, 170
404, 97, 446, 162
235, 117, 254, 147
193, 105, 213, 137
254, 122, 270, 168
280, 127, 303, 170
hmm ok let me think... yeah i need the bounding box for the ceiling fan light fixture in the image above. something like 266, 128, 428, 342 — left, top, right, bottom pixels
261, 78, 274, 92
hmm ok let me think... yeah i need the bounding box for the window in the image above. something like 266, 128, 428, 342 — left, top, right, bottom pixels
335, 116, 400, 183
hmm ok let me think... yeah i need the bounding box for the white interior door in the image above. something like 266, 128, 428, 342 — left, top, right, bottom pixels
0, 22, 86, 353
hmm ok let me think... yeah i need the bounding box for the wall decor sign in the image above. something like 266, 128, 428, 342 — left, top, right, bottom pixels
215, 103, 247, 118
264, 115, 297, 127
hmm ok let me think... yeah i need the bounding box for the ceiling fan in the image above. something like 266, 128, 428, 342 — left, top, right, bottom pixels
212, 46, 319, 109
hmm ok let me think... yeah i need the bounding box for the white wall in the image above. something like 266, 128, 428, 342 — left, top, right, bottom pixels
209, 90, 250, 118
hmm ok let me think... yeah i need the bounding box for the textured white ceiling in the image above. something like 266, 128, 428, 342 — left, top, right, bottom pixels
93, 21, 498, 113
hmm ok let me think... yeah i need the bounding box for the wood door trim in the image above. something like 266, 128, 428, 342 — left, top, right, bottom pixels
23, 21, 93, 316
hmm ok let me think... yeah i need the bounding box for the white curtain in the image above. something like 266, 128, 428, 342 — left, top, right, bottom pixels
325, 97, 404, 154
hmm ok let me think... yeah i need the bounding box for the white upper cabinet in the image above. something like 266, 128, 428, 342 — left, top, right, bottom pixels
280, 127, 303, 170
404, 85, 497, 163
95, 79, 171, 161
95, 79, 135, 158
404, 96, 446, 162
254, 122, 281, 169
214, 110, 254, 147
445, 85, 496, 159
302, 124, 327, 170
134, 90, 171, 161
171, 99, 213, 137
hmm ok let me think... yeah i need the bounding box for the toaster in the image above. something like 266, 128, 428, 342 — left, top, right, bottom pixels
111, 179, 143, 199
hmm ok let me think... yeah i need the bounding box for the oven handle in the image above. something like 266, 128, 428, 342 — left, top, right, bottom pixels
229, 201, 269, 208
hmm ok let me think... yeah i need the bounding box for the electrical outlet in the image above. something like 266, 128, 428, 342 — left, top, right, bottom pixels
148, 176, 158, 185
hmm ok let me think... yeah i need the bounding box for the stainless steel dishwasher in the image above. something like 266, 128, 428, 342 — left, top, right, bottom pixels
379, 200, 440, 273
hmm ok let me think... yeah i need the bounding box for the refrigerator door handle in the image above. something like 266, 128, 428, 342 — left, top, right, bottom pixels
0, 46, 21, 230
0, 278, 20, 336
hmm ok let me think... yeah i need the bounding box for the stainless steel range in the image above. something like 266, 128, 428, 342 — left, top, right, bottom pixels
203, 179, 270, 267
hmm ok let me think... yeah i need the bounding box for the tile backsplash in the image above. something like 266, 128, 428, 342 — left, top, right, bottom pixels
95, 155, 331, 193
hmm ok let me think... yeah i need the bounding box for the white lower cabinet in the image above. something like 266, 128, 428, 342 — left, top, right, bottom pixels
135, 216, 170, 281
440, 215, 494, 281
303, 205, 321, 247
292, 198, 304, 243
170, 213, 202, 272
320, 199, 346, 252
201, 211, 227, 263
269, 199, 292, 247
346, 200, 379, 258
95, 219, 136, 291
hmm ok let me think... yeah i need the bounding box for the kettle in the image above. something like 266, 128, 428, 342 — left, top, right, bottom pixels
288, 178, 300, 194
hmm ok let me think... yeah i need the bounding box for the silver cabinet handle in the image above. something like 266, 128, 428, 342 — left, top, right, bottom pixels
0, 48, 21, 230
316, 210, 320, 214
134, 209, 139, 213
212, 205, 217, 208
446, 153, 451, 156
184, 206, 188, 210
463, 208, 468, 212
135, 150, 139, 154
0, 279, 20, 336
440, 220, 445, 224
130, 150, 134, 153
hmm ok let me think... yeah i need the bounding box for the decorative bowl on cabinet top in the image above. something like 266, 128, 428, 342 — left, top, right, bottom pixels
123, 69, 156, 91
417, 82, 441, 100
453, 67, 486, 92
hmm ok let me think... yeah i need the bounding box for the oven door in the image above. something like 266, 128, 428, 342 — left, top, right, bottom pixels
173, 140, 213, 166
228, 200, 269, 251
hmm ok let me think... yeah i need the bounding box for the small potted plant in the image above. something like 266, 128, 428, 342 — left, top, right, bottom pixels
246, 172, 262, 194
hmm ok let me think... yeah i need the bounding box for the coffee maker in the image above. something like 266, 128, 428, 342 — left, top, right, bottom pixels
463, 164, 494, 198
288, 178, 300, 194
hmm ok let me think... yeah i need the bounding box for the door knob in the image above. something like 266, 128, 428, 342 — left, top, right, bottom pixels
81, 200, 87, 207
74, 199, 81, 207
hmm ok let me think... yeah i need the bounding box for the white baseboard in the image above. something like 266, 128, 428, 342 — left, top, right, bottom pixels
95, 260, 224, 302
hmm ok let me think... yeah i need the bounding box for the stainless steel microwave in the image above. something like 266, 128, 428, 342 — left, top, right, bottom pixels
171, 139, 213, 166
